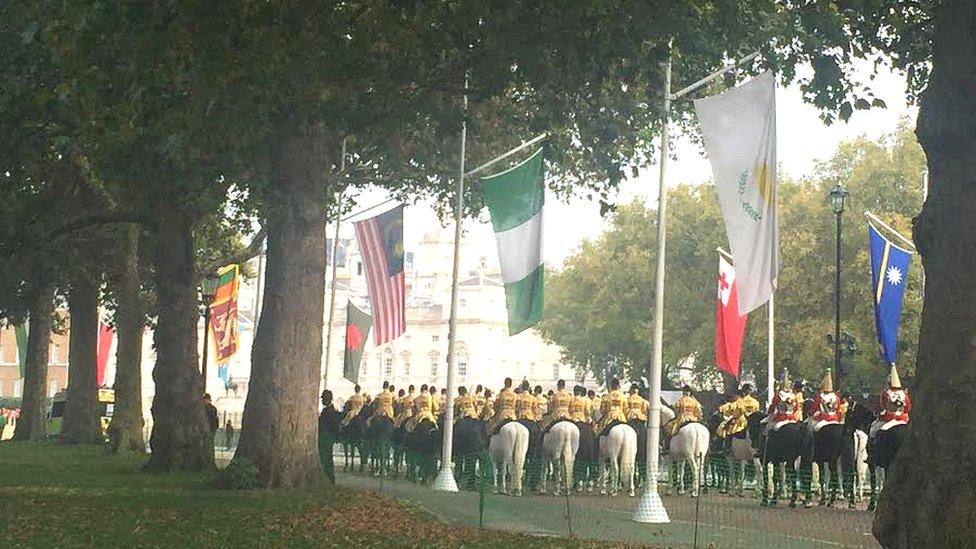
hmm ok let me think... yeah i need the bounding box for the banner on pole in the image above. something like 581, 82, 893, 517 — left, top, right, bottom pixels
869, 223, 912, 365
209, 264, 241, 363
96, 322, 115, 386
716, 257, 748, 378
343, 301, 372, 384
481, 148, 545, 335
695, 72, 779, 315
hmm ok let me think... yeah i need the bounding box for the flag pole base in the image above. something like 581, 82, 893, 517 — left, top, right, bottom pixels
432, 466, 459, 493
633, 487, 670, 523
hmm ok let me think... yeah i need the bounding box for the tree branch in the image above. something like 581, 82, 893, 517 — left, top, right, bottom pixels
198, 226, 267, 276
49, 211, 145, 239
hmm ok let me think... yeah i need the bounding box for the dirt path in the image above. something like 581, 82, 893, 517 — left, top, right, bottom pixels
338, 472, 880, 548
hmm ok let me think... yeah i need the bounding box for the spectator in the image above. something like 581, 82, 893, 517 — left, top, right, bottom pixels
318, 390, 342, 483
224, 419, 235, 449
203, 394, 218, 450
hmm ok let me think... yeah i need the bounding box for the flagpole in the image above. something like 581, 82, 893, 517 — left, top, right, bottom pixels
767, 293, 775, 409
323, 138, 348, 391
634, 45, 672, 525
433, 73, 468, 493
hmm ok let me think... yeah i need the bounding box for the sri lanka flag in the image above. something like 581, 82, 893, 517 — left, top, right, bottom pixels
869, 223, 913, 365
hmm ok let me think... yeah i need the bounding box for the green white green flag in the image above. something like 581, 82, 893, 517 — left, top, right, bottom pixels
15, 323, 28, 379
482, 148, 545, 335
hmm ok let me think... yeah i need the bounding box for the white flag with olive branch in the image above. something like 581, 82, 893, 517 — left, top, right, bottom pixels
695, 71, 779, 315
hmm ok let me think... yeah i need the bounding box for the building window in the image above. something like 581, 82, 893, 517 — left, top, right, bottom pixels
401, 352, 411, 376
48, 380, 60, 397
432, 335, 439, 342
458, 355, 468, 379
552, 364, 560, 381
384, 350, 393, 378
429, 352, 440, 379
460, 299, 467, 307
357, 262, 363, 276
14, 379, 23, 398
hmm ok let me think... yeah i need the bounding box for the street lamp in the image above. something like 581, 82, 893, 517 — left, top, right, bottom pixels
828, 183, 849, 387
200, 271, 220, 393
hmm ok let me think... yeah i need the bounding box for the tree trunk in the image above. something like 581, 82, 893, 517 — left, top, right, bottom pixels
144, 199, 213, 471
231, 123, 332, 488
873, 2, 976, 546
13, 284, 55, 442
108, 224, 146, 454
60, 275, 103, 445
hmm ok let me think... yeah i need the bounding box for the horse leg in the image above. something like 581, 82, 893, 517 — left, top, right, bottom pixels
828, 459, 840, 507
788, 462, 799, 508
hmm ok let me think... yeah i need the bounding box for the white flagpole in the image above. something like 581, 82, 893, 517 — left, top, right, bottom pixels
767, 293, 775, 409
433, 73, 468, 493
323, 137, 348, 391
633, 46, 672, 525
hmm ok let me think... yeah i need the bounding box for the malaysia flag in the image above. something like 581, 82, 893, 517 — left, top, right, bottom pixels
716, 256, 749, 377
354, 205, 406, 345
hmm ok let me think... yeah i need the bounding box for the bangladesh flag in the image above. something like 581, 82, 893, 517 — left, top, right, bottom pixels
15, 323, 28, 378
481, 147, 545, 335
343, 301, 372, 384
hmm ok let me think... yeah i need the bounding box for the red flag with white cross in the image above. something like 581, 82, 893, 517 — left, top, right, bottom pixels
716, 256, 749, 378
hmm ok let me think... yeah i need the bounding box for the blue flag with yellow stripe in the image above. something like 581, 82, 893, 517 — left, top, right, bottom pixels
869, 223, 913, 365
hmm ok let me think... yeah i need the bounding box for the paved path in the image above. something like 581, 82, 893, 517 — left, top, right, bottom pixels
338, 472, 880, 548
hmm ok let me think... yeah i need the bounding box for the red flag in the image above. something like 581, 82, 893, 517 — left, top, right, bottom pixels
716, 257, 748, 377
97, 322, 115, 386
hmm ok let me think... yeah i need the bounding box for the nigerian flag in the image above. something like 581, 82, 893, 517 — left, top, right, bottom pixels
482, 147, 545, 335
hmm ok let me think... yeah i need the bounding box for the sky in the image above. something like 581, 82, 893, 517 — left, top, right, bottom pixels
338, 61, 917, 272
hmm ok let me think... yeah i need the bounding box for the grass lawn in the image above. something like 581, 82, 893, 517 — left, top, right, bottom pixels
0, 443, 634, 548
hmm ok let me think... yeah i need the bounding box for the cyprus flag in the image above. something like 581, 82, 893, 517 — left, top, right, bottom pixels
694, 71, 779, 315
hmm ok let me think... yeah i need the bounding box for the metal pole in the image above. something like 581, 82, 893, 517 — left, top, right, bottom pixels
834, 210, 842, 386
323, 138, 348, 390
670, 51, 761, 101
465, 133, 548, 178
864, 211, 916, 250
767, 293, 775, 409
433, 72, 467, 493
202, 306, 211, 395
634, 46, 672, 524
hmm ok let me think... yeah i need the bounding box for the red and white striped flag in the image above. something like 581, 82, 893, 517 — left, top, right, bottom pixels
354, 205, 406, 345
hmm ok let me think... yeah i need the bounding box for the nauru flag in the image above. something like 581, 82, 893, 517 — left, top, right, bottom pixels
716, 256, 748, 378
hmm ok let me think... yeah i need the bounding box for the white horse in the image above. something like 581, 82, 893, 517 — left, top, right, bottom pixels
660, 404, 709, 498
599, 423, 638, 497
539, 421, 579, 496
489, 421, 530, 496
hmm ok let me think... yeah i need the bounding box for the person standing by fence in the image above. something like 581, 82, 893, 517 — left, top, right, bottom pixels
318, 390, 342, 483
224, 419, 235, 449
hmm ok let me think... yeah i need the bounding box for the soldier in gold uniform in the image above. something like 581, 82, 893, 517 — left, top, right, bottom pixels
597, 379, 628, 435
405, 384, 436, 432
342, 385, 365, 426
487, 378, 518, 434
454, 386, 480, 422
541, 379, 573, 431
369, 384, 396, 427
716, 384, 761, 438
666, 385, 704, 437
394, 385, 416, 429
480, 389, 496, 422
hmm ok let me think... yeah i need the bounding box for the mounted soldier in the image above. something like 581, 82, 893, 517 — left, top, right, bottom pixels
717, 384, 760, 439
665, 385, 703, 438
541, 379, 573, 432
871, 364, 911, 438
342, 384, 366, 426
597, 378, 628, 435
487, 378, 518, 434
810, 369, 842, 432
766, 371, 802, 431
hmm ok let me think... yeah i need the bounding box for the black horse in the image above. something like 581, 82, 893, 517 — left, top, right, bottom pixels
340, 408, 369, 473
366, 415, 396, 476
804, 398, 845, 507
868, 422, 906, 511
404, 418, 440, 483
627, 418, 648, 487
519, 418, 543, 490
572, 421, 599, 491
841, 400, 874, 508
453, 417, 488, 490
704, 410, 731, 494
747, 411, 813, 507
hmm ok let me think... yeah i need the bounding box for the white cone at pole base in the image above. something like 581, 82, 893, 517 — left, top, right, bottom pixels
633, 488, 670, 523
432, 466, 459, 492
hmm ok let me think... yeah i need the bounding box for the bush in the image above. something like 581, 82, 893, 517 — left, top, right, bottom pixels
216, 458, 260, 490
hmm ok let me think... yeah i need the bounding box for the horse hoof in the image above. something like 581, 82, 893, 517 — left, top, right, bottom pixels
691, 493, 699, 499
804, 500, 813, 509
790, 501, 798, 509
629, 492, 636, 498
867, 502, 876, 511
848, 501, 856, 510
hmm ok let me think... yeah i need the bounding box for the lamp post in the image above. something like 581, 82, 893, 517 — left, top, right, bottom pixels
200, 272, 220, 394
828, 183, 849, 387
